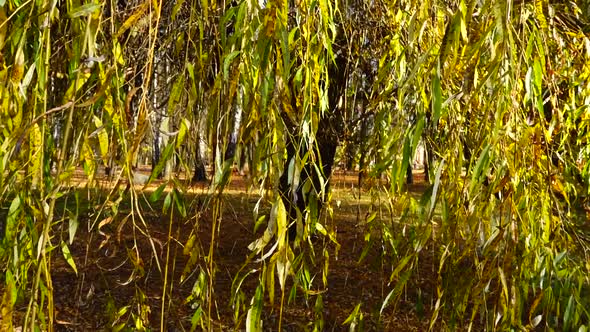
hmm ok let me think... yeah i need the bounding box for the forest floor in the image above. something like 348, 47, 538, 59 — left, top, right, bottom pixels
6, 168, 446, 331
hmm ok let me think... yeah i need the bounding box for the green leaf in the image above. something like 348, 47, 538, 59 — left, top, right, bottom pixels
61, 241, 78, 274
69, 214, 78, 245
150, 183, 167, 203
389, 254, 413, 282
190, 306, 204, 330
564, 294, 575, 330
68, 3, 102, 18
246, 285, 263, 332
6, 195, 21, 240
280, 28, 290, 78
553, 250, 567, 267
163, 192, 172, 214
112, 323, 126, 332
223, 51, 241, 80
168, 75, 185, 115
5, 270, 17, 306
469, 144, 491, 195
173, 189, 187, 218
412, 114, 425, 150
533, 58, 543, 95
381, 269, 412, 314
525, 29, 535, 61
343, 303, 362, 325
366, 211, 377, 224
149, 142, 175, 183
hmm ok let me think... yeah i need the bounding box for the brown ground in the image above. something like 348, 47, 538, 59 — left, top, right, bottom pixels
7, 169, 441, 331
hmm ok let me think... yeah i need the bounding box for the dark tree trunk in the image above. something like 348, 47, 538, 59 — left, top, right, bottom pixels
279, 118, 339, 241
192, 141, 207, 182
343, 142, 357, 171
406, 163, 413, 185
224, 133, 237, 161
279, 47, 346, 241
238, 143, 251, 175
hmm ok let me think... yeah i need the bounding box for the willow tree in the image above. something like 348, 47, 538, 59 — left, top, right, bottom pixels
354, 1, 590, 330
220, 0, 590, 329
2, 0, 590, 330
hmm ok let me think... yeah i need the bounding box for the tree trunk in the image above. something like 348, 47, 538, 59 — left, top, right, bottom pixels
279, 119, 338, 241
406, 163, 413, 185
152, 132, 161, 175
279, 41, 346, 241
192, 140, 207, 182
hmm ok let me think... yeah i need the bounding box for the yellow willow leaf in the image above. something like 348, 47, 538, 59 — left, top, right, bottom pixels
440, 12, 461, 72
176, 118, 189, 148
319, 0, 329, 29
0, 8, 6, 50
68, 3, 102, 18
171, 0, 185, 20
11, 46, 24, 82
551, 176, 568, 203
266, 259, 275, 306
276, 249, 290, 291
493, 1, 506, 37
93, 115, 109, 165
60, 241, 78, 275
130, 107, 149, 162
535, 0, 548, 31
201, 0, 208, 21
29, 123, 42, 188
280, 0, 288, 21
112, 41, 124, 65
63, 71, 91, 102
275, 197, 287, 245
167, 74, 185, 114
115, 2, 149, 39
264, 8, 277, 37
7, 85, 23, 130
81, 140, 97, 181
103, 93, 116, 119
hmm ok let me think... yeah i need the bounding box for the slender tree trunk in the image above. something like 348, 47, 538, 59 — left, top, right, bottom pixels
343, 142, 357, 171
192, 139, 207, 182
357, 116, 369, 188
224, 91, 242, 162
406, 163, 413, 184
